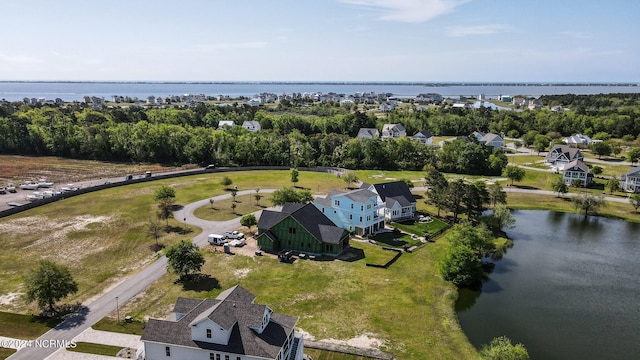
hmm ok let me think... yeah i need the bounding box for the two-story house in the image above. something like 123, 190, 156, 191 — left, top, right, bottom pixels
545, 144, 584, 170
563, 133, 593, 148
140, 285, 303, 360
381, 124, 406, 140
256, 203, 350, 256
620, 167, 640, 193
313, 189, 385, 236
360, 181, 416, 221
562, 159, 592, 186
411, 130, 434, 146
471, 131, 504, 150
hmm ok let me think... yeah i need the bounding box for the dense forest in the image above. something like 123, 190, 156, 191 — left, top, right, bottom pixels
0, 93, 638, 174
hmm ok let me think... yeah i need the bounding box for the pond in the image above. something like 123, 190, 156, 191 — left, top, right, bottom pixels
456, 210, 640, 360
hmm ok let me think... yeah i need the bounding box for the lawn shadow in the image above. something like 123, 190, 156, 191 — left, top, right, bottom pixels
412, 194, 424, 200
171, 204, 184, 211
179, 274, 221, 292
337, 247, 365, 262
165, 225, 192, 235
513, 185, 539, 190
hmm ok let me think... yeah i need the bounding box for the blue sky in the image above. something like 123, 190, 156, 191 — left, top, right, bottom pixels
1, 0, 638, 82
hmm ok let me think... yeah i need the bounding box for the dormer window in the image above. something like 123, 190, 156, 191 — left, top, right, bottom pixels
206, 328, 212, 338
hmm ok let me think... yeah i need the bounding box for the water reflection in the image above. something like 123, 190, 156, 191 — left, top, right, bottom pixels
457, 210, 640, 360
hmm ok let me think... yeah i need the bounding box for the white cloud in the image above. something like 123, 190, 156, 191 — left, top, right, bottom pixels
446, 24, 507, 37
339, 0, 470, 23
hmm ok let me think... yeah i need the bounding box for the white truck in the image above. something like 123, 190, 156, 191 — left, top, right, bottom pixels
223, 231, 245, 240
207, 234, 227, 245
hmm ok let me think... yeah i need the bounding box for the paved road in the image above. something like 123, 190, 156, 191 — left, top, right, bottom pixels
8, 189, 270, 360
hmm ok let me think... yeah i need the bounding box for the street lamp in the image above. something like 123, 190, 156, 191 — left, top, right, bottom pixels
116, 296, 120, 323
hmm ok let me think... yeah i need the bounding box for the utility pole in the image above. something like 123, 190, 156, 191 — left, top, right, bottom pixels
116, 296, 120, 323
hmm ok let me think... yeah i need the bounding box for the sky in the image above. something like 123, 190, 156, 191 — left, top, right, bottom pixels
1, 0, 639, 82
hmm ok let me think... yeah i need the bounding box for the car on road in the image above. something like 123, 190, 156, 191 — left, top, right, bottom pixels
205, 164, 216, 169
223, 231, 244, 240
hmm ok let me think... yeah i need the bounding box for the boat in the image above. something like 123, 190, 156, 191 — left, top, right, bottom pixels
26, 192, 45, 201
6, 183, 16, 193
19, 181, 39, 190
37, 179, 54, 188
60, 184, 78, 192
42, 189, 61, 197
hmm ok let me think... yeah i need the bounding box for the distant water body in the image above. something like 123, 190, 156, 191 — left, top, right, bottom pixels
0, 81, 639, 102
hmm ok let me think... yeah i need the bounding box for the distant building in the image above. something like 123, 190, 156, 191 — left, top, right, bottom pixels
217, 120, 235, 130
620, 167, 640, 193
242, 121, 261, 132
562, 159, 592, 186
357, 128, 380, 140
545, 144, 584, 170
563, 134, 593, 148
381, 124, 406, 140
411, 130, 434, 146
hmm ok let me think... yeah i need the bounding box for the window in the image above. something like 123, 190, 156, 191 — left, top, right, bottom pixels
360, 205, 363, 211
322, 208, 324, 213
225, 355, 230, 360
216, 355, 221, 360
351, 203, 353, 209
210, 354, 215, 360
359, 216, 362, 222
335, 200, 340, 206
165, 346, 171, 357
206, 328, 212, 338
349, 214, 352, 220
367, 204, 371, 209
288, 227, 296, 234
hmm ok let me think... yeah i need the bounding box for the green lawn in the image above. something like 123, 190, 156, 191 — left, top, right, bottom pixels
0, 347, 16, 360
391, 217, 449, 237
193, 193, 273, 221
92, 317, 146, 335
68, 342, 123, 356
0, 311, 60, 339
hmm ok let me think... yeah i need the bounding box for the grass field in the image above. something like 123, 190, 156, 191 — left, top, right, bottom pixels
92, 318, 146, 335
304, 348, 372, 360
68, 342, 123, 356
0, 311, 60, 338
0, 347, 16, 360
193, 193, 274, 221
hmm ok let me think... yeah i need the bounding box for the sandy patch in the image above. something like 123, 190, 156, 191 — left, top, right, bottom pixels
0, 292, 21, 306
320, 333, 385, 349
233, 268, 251, 279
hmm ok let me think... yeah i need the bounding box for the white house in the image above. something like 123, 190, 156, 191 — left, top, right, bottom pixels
620, 167, 640, 193
361, 181, 416, 221
563, 134, 593, 148
217, 120, 235, 130
313, 188, 385, 236
562, 159, 591, 186
411, 130, 434, 146
381, 124, 406, 140
356, 128, 379, 140
140, 285, 304, 360
242, 121, 261, 132
545, 144, 584, 170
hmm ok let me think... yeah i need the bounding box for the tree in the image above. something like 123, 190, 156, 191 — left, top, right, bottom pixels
153, 185, 175, 201
591, 165, 603, 175
342, 171, 359, 189
480, 336, 530, 360
401, 178, 415, 189
231, 202, 237, 214
491, 205, 516, 230
573, 192, 606, 217
230, 188, 238, 202
551, 177, 568, 197
590, 141, 611, 159
425, 168, 448, 217
630, 193, 640, 213
166, 240, 205, 281
290, 168, 299, 187
449, 223, 496, 258
572, 178, 583, 188
607, 177, 620, 193
440, 245, 484, 288
271, 187, 313, 206
147, 219, 163, 247
240, 214, 258, 233
502, 166, 525, 186
157, 197, 175, 227
626, 147, 640, 164
24, 260, 78, 314
488, 182, 506, 207
533, 134, 550, 154
221, 176, 233, 190
254, 189, 263, 207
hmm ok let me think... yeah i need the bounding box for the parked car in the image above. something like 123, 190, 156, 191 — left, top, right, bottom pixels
223, 231, 244, 240
6, 183, 16, 193
205, 164, 216, 169
228, 238, 246, 247
207, 234, 227, 245
0, 187, 6, 194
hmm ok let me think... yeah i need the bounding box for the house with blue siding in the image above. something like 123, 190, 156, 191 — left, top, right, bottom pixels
313, 188, 385, 236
